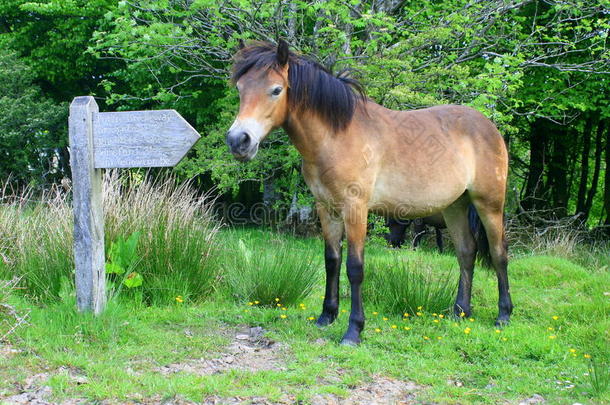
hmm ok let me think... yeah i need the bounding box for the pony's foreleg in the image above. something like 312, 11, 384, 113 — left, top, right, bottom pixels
316, 204, 344, 327
340, 201, 368, 346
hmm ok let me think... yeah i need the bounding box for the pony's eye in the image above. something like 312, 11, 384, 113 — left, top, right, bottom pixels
271, 86, 283, 96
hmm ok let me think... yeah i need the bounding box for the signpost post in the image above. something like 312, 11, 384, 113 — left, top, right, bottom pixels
68, 96, 200, 314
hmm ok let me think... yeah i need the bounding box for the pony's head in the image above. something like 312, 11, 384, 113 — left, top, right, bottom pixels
227, 40, 290, 161
227, 40, 365, 161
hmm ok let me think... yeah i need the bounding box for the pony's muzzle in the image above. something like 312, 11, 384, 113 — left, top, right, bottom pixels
226, 129, 253, 160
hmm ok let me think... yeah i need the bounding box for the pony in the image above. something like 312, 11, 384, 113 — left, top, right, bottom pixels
227, 40, 512, 345
386, 214, 446, 252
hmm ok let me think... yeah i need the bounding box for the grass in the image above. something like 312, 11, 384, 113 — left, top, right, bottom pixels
1, 180, 609, 403
221, 230, 321, 306
0, 172, 221, 304
1, 226, 609, 404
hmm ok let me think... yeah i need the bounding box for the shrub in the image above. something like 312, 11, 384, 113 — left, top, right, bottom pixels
223, 234, 321, 306
362, 252, 457, 315
0, 171, 221, 305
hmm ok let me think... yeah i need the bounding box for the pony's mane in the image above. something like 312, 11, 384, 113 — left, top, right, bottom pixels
231, 41, 366, 132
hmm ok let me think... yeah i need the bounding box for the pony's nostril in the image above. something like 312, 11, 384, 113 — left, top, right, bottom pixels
240, 132, 251, 147
227, 131, 251, 152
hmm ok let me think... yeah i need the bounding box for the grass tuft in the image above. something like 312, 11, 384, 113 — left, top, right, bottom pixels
363, 252, 457, 315
223, 234, 321, 306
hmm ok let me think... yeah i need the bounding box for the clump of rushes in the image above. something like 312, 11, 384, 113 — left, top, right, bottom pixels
363, 254, 457, 315
0, 171, 221, 304
225, 238, 320, 306
103, 171, 221, 305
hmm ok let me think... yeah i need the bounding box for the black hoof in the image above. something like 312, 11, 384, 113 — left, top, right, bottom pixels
316, 312, 337, 328
495, 317, 510, 327
340, 336, 360, 346
453, 304, 471, 320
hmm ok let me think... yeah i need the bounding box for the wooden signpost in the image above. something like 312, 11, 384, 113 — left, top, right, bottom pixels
68, 96, 200, 314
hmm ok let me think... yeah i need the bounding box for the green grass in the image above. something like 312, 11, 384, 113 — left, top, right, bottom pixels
1, 227, 609, 404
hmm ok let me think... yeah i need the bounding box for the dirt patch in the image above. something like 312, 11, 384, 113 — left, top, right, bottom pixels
310, 375, 421, 405
1, 367, 88, 405
156, 326, 286, 376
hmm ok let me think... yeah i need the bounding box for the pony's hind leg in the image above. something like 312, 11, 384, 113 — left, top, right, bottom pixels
442, 197, 477, 318
316, 204, 344, 327
471, 198, 513, 325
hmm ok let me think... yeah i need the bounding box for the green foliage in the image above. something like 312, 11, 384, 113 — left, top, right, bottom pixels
223, 234, 321, 306
363, 252, 458, 315
0, 50, 66, 187
588, 358, 610, 398
106, 232, 141, 275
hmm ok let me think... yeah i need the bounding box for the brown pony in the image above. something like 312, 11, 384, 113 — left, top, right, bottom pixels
227, 40, 512, 345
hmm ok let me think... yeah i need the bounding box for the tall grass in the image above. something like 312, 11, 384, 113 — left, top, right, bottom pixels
0, 189, 73, 301
363, 252, 458, 315
222, 233, 321, 306
0, 171, 221, 304
103, 171, 221, 304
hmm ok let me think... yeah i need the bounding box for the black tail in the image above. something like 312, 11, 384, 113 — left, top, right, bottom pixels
468, 205, 492, 269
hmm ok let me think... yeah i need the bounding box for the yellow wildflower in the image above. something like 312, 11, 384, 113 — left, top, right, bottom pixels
307, 316, 315, 321
416, 312, 423, 316
375, 328, 381, 333
248, 302, 253, 306
439, 314, 445, 318
433, 319, 440, 323
403, 313, 410, 317
275, 298, 280, 302
423, 336, 429, 340
391, 324, 397, 329
383, 317, 389, 321
417, 306, 423, 310
584, 354, 591, 359
495, 329, 501, 334
469, 318, 475, 322
342, 309, 347, 313
552, 315, 559, 320
548, 335, 556, 339
254, 300, 260, 305
404, 327, 411, 331
464, 327, 471, 334
373, 311, 378, 315
548, 327, 554, 331
569, 348, 576, 353
460, 312, 466, 318
175, 296, 184, 303
501, 337, 508, 341
280, 314, 287, 319
437, 336, 442, 340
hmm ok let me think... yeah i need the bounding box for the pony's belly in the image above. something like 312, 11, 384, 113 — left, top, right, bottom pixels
368, 177, 466, 219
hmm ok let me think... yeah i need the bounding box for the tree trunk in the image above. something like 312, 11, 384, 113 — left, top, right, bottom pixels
549, 126, 569, 214
522, 118, 548, 211
604, 119, 610, 226
576, 115, 593, 215
584, 119, 605, 222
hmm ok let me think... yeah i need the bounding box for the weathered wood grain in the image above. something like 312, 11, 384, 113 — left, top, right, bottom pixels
93, 110, 200, 169
69, 96, 106, 314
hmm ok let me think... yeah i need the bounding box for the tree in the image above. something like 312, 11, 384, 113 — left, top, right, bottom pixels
0, 49, 66, 187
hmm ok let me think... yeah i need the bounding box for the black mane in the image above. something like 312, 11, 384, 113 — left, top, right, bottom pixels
231, 41, 366, 132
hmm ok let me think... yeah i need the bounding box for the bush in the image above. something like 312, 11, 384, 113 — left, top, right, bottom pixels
0, 171, 221, 305
362, 252, 458, 315
223, 233, 321, 306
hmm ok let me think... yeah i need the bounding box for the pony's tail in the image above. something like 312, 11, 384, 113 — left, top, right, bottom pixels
468, 205, 493, 269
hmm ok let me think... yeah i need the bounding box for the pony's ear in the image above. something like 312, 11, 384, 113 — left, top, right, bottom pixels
277, 39, 289, 66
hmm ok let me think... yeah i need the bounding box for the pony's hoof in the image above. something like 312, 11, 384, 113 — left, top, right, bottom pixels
316, 313, 336, 328
340, 337, 360, 346
495, 318, 510, 327
453, 304, 471, 320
